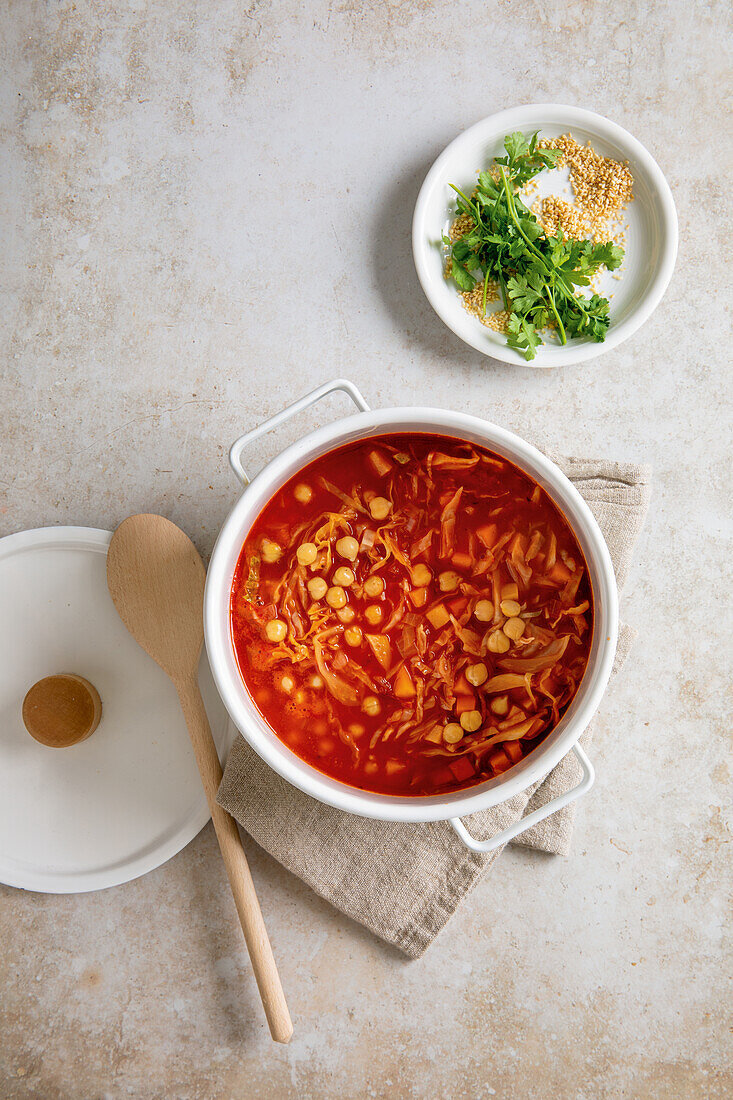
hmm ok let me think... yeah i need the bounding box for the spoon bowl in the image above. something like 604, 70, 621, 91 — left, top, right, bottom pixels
107, 513, 205, 683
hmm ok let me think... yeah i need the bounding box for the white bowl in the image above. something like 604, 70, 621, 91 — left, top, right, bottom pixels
204, 380, 619, 848
412, 103, 678, 368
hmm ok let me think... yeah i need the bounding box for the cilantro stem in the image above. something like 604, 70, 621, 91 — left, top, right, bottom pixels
449, 183, 479, 219
481, 269, 491, 316
497, 168, 551, 275
497, 269, 509, 312
546, 284, 567, 346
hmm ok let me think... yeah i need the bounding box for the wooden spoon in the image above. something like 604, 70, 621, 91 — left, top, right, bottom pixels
107, 513, 292, 1044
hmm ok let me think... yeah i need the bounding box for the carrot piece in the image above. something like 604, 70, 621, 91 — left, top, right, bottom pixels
504, 741, 523, 764
426, 603, 450, 629
489, 747, 512, 773
409, 588, 428, 608
455, 692, 476, 715
476, 523, 498, 548
500, 582, 519, 601
548, 560, 572, 584
394, 666, 416, 698
449, 756, 476, 782
368, 449, 393, 477
453, 673, 471, 695
452, 551, 473, 571
447, 596, 468, 615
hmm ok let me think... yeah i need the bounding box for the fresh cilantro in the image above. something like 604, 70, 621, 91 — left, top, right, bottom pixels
445, 130, 625, 360
506, 314, 541, 360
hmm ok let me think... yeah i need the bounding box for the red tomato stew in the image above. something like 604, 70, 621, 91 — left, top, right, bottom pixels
230, 434, 593, 796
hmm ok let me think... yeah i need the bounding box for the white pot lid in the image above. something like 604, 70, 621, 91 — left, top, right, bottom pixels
0, 526, 235, 893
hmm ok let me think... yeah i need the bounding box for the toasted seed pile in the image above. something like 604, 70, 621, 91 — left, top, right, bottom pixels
449, 212, 475, 242
460, 280, 505, 330
538, 132, 633, 240
535, 195, 589, 241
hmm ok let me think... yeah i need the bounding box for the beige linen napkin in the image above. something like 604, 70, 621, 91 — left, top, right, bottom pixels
217, 456, 651, 958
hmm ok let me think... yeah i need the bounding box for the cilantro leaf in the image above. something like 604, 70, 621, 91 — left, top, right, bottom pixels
449, 260, 476, 292
506, 314, 540, 360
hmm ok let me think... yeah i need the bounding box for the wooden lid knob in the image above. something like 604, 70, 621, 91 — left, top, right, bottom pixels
22, 674, 102, 748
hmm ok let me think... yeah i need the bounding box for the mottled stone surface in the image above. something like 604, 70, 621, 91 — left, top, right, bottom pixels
1, 1, 731, 1097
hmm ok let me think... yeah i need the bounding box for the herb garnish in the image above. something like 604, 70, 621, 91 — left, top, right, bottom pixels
444, 131, 624, 360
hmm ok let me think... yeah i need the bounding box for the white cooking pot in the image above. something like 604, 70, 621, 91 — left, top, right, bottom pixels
204, 379, 618, 852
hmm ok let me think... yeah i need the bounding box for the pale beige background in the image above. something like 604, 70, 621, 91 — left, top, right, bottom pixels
1, 2, 731, 1098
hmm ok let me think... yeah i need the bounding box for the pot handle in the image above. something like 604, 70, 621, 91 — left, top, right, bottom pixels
449, 744, 594, 854
229, 378, 371, 486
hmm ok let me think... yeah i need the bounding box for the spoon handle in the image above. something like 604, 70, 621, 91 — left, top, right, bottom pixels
176, 675, 293, 1044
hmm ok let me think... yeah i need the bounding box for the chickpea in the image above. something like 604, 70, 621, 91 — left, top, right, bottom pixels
365, 604, 383, 625
364, 574, 384, 598
332, 566, 355, 587
490, 695, 509, 717
500, 599, 522, 617
438, 570, 461, 592
460, 709, 482, 733
294, 482, 313, 504
337, 606, 355, 623
280, 674, 295, 694
336, 535, 359, 561
443, 722, 464, 744
503, 617, 525, 641
326, 585, 347, 609
487, 630, 511, 654
349, 723, 366, 738
474, 599, 495, 622
296, 542, 318, 566
307, 576, 328, 600
261, 538, 282, 564
411, 563, 432, 587
344, 626, 363, 647
265, 619, 287, 643
369, 496, 392, 521
362, 695, 381, 717
466, 662, 488, 687
310, 674, 325, 689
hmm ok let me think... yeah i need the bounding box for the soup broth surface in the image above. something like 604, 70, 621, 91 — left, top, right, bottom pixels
230, 434, 593, 795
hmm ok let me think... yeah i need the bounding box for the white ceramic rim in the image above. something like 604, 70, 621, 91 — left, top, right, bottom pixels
412, 102, 679, 367
205, 408, 619, 823
0, 526, 231, 894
